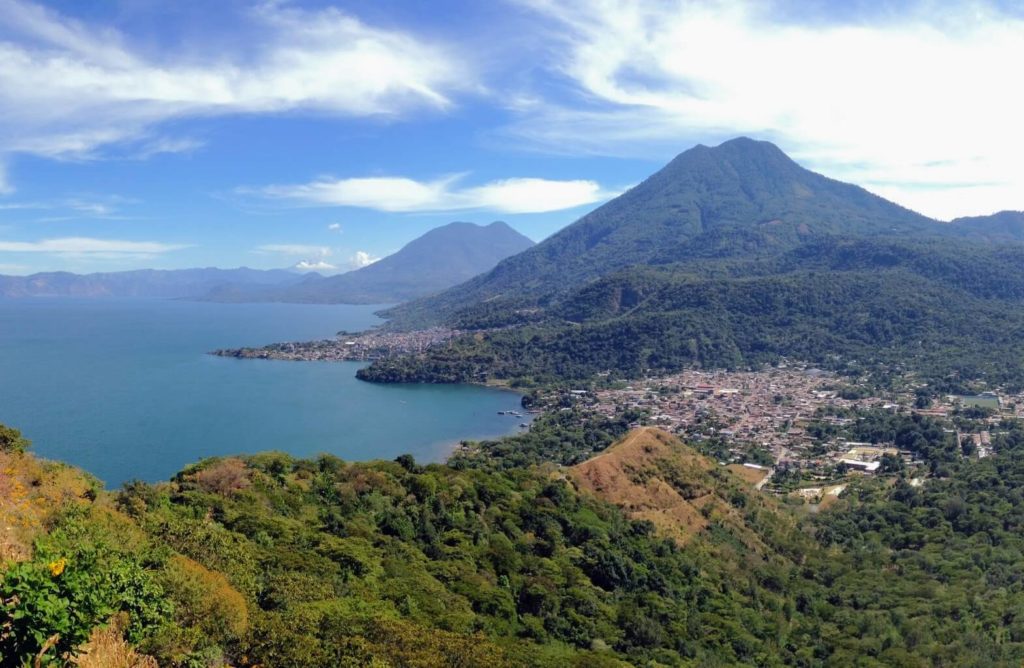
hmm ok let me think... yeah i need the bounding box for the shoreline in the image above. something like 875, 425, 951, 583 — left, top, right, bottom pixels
210, 326, 461, 363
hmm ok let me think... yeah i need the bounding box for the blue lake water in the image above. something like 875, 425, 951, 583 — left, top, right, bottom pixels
0, 299, 526, 487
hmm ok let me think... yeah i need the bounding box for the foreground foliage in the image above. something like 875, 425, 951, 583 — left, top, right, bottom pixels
7, 418, 1024, 666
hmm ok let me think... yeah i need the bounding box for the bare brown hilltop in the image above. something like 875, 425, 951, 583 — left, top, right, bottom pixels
569, 427, 791, 552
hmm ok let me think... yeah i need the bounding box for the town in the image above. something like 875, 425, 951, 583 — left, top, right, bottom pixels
211, 327, 460, 362
559, 366, 1024, 504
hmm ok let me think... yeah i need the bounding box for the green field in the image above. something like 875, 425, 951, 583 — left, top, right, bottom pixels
959, 394, 1001, 409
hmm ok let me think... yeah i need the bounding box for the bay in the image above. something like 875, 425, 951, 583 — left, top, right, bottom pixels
0, 298, 526, 487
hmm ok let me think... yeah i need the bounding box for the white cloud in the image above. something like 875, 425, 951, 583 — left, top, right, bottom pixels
511, 0, 1024, 219
64, 198, 123, 217
0, 0, 466, 168
0, 194, 134, 220
350, 251, 380, 268
327, 223, 342, 232
128, 136, 204, 160
0, 237, 188, 254
258, 244, 338, 273
293, 260, 337, 273
254, 174, 617, 213
256, 244, 332, 258
0, 201, 43, 211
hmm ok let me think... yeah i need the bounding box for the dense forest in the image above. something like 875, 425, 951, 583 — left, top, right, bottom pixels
359, 242, 1024, 389
7, 414, 1024, 666
363, 140, 1024, 391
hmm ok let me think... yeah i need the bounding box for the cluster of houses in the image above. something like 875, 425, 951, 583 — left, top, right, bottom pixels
213, 327, 461, 362
577, 367, 1022, 496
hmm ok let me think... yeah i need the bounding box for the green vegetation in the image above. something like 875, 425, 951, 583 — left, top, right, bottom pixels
0, 514, 170, 666
368, 140, 1024, 391
360, 254, 1024, 388
450, 406, 642, 470
0, 425, 810, 666
9, 413, 1024, 665
0, 424, 30, 454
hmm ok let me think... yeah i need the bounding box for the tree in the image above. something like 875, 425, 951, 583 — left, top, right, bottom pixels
0, 423, 30, 453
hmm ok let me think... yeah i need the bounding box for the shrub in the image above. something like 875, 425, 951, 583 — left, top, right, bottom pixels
0, 535, 169, 666
187, 458, 251, 497
0, 423, 30, 454
159, 555, 249, 643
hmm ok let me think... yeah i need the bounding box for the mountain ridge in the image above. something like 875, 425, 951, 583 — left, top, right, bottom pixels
382, 137, 963, 328
358, 138, 1024, 386
203, 220, 535, 304
950, 210, 1024, 241
0, 266, 306, 299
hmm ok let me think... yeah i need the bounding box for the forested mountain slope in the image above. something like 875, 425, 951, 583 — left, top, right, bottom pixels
950, 210, 1024, 241
359, 253, 1024, 388
382, 138, 965, 328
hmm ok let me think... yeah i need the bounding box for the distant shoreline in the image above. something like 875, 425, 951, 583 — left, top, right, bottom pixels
210, 327, 461, 364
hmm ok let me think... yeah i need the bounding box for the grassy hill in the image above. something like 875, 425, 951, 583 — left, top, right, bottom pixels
569, 428, 792, 551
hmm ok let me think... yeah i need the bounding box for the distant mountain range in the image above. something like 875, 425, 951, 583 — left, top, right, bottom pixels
950, 210, 1024, 241
0, 221, 534, 303
0, 267, 304, 299
203, 221, 534, 304
359, 138, 1024, 387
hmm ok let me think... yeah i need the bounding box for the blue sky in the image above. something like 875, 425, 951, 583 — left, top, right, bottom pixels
0, 0, 1021, 275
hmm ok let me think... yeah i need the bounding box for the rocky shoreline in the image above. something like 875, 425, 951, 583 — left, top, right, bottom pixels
210, 327, 460, 362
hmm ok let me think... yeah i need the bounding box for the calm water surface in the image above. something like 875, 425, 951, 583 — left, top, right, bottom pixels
0, 299, 526, 487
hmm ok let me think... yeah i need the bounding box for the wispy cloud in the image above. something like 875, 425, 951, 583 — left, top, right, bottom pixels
0, 195, 135, 220
253, 174, 618, 214
0, 0, 467, 177
256, 244, 332, 258
0, 237, 188, 254
508, 0, 1024, 218
349, 251, 379, 268
127, 136, 204, 160
0, 201, 45, 211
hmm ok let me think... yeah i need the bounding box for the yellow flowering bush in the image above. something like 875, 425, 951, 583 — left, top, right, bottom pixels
48, 557, 67, 577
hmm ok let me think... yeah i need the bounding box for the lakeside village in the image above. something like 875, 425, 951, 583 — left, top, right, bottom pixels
211, 328, 460, 361
545, 366, 1024, 505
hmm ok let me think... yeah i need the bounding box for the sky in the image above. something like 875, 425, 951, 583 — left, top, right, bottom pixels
0, 0, 1021, 275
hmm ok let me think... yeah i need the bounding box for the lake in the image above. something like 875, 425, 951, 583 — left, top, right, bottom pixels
0, 299, 527, 487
